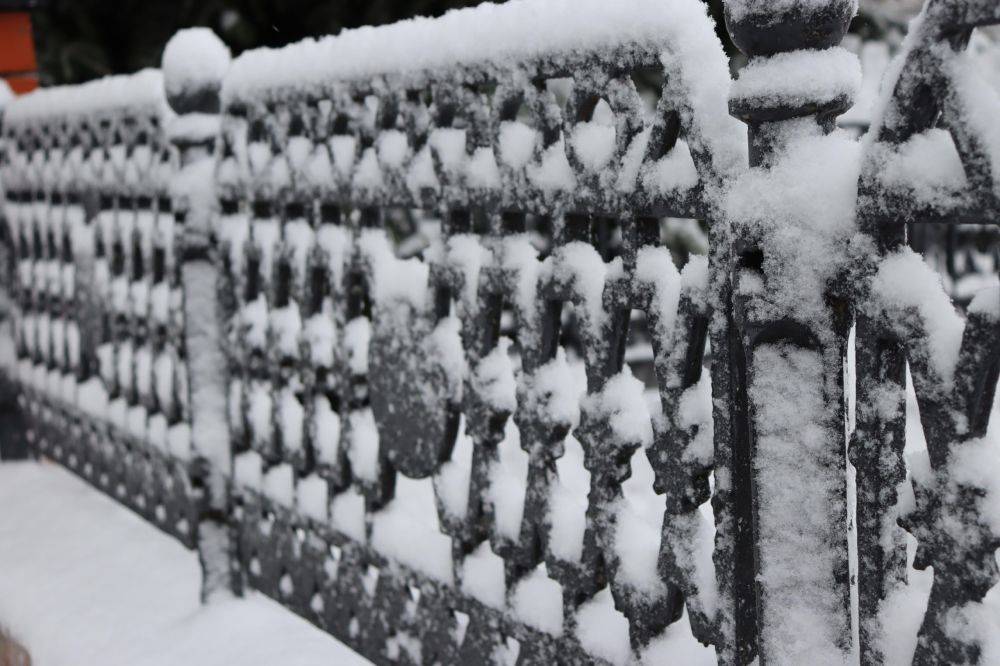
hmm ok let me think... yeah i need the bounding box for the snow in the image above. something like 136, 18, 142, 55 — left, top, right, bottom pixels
0, 462, 369, 666
639, 609, 717, 664
551, 241, 608, 333
498, 121, 538, 169
678, 375, 714, 466
315, 223, 351, 287
311, 395, 342, 466
239, 296, 268, 351
869, 248, 964, 385
466, 147, 501, 188
731, 47, 862, 111
262, 463, 294, 507
511, 564, 563, 636
878, 129, 968, 205
725, 0, 858, 22
968, 286, 1000, 318
947, 48, 1000, 192
330, 489, 367, 542
371, 475, 454, 584
166, 113, 222, 143
724, 127, 864, 330
488, 420, 529, 541
221, 0, 743, 178
879, 368, 1000, 666
4, 3, 998, 663
377, 130, 410, 169
346, 409, 380, 482
616, 448, 669, 597
278, 389, 305, 453
343, 317, 371, 375
547, 435, 590, 562
501, 234, 543, 333
127, 405, 148, 440
589, 369, 654, 447
641, 140, 701, 196
472, 338, 517, 413
571, 115, 617, 172
750, 344, 848, 665
148, 414, 168, 451
134, 346, 153, 399
77, 377, 109, 419
444, 234, 486, 316
635, 245, 682, 342
227, 0, 719, 100
168, 423, 193, 460
574, 589, 633, 665
357, 230, 429, 310
521, 350, 584, 429
234, 451, 263, 491
4, 69, 168, 124
109, 398, 129, 431
0, 78, 13, 109
435, 417, 473, 520
527, 140, 576, 192
459, 542, 506, 609
182, 262, 231, 472
247, 381, 273, 450
297, 474, 329, 522
949, 434, 1000, 534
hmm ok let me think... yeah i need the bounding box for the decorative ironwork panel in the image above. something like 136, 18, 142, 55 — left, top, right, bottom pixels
0, 72, 202, 546
0, 1, 997, 664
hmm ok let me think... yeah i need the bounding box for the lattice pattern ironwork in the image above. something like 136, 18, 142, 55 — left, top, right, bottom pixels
210, 12, 731, 662
0, 74, 204, 547
0, 1, 998, 665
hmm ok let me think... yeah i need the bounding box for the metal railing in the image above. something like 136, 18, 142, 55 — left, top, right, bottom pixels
0, 1, 998, 664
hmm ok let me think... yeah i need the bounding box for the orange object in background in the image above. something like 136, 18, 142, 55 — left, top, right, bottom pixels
0, 11, 38, 94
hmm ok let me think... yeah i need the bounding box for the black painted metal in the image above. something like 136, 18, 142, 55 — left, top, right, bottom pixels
1, 2, 999, 664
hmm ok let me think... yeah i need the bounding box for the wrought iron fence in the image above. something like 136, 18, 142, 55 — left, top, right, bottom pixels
0, 0, 998, 664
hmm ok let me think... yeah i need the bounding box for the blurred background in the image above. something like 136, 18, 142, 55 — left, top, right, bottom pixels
27, 0, 929, 86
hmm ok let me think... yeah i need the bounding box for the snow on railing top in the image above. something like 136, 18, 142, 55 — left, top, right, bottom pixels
226, 0, 722, 96
222, 0, 745, 181
3, 69, 169, 125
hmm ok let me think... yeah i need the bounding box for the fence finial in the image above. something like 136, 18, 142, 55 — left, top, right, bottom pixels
726, 0, 858, 164
162, 27, 231, 116
162, 26, 238, 603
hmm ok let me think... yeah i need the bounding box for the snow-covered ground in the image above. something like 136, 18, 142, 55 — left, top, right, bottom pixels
0, 461, 370, 666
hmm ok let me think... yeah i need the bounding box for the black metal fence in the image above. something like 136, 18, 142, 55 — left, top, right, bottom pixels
1, 0, 998, 664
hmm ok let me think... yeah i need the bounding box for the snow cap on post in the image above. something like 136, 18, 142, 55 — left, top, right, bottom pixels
162, 27, 231, 115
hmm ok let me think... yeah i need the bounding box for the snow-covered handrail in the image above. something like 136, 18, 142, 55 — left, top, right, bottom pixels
1, 1, 998, 665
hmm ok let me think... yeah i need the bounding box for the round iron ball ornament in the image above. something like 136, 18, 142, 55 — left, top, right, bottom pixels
723, 0, 858, 57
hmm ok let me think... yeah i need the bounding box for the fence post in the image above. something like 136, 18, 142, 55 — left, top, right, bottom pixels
162, 28, 238, 602
715, 1, 858, 662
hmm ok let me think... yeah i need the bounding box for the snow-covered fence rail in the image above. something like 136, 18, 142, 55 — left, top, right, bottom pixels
0, 70, 208, 548
0, 0, 999, 664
